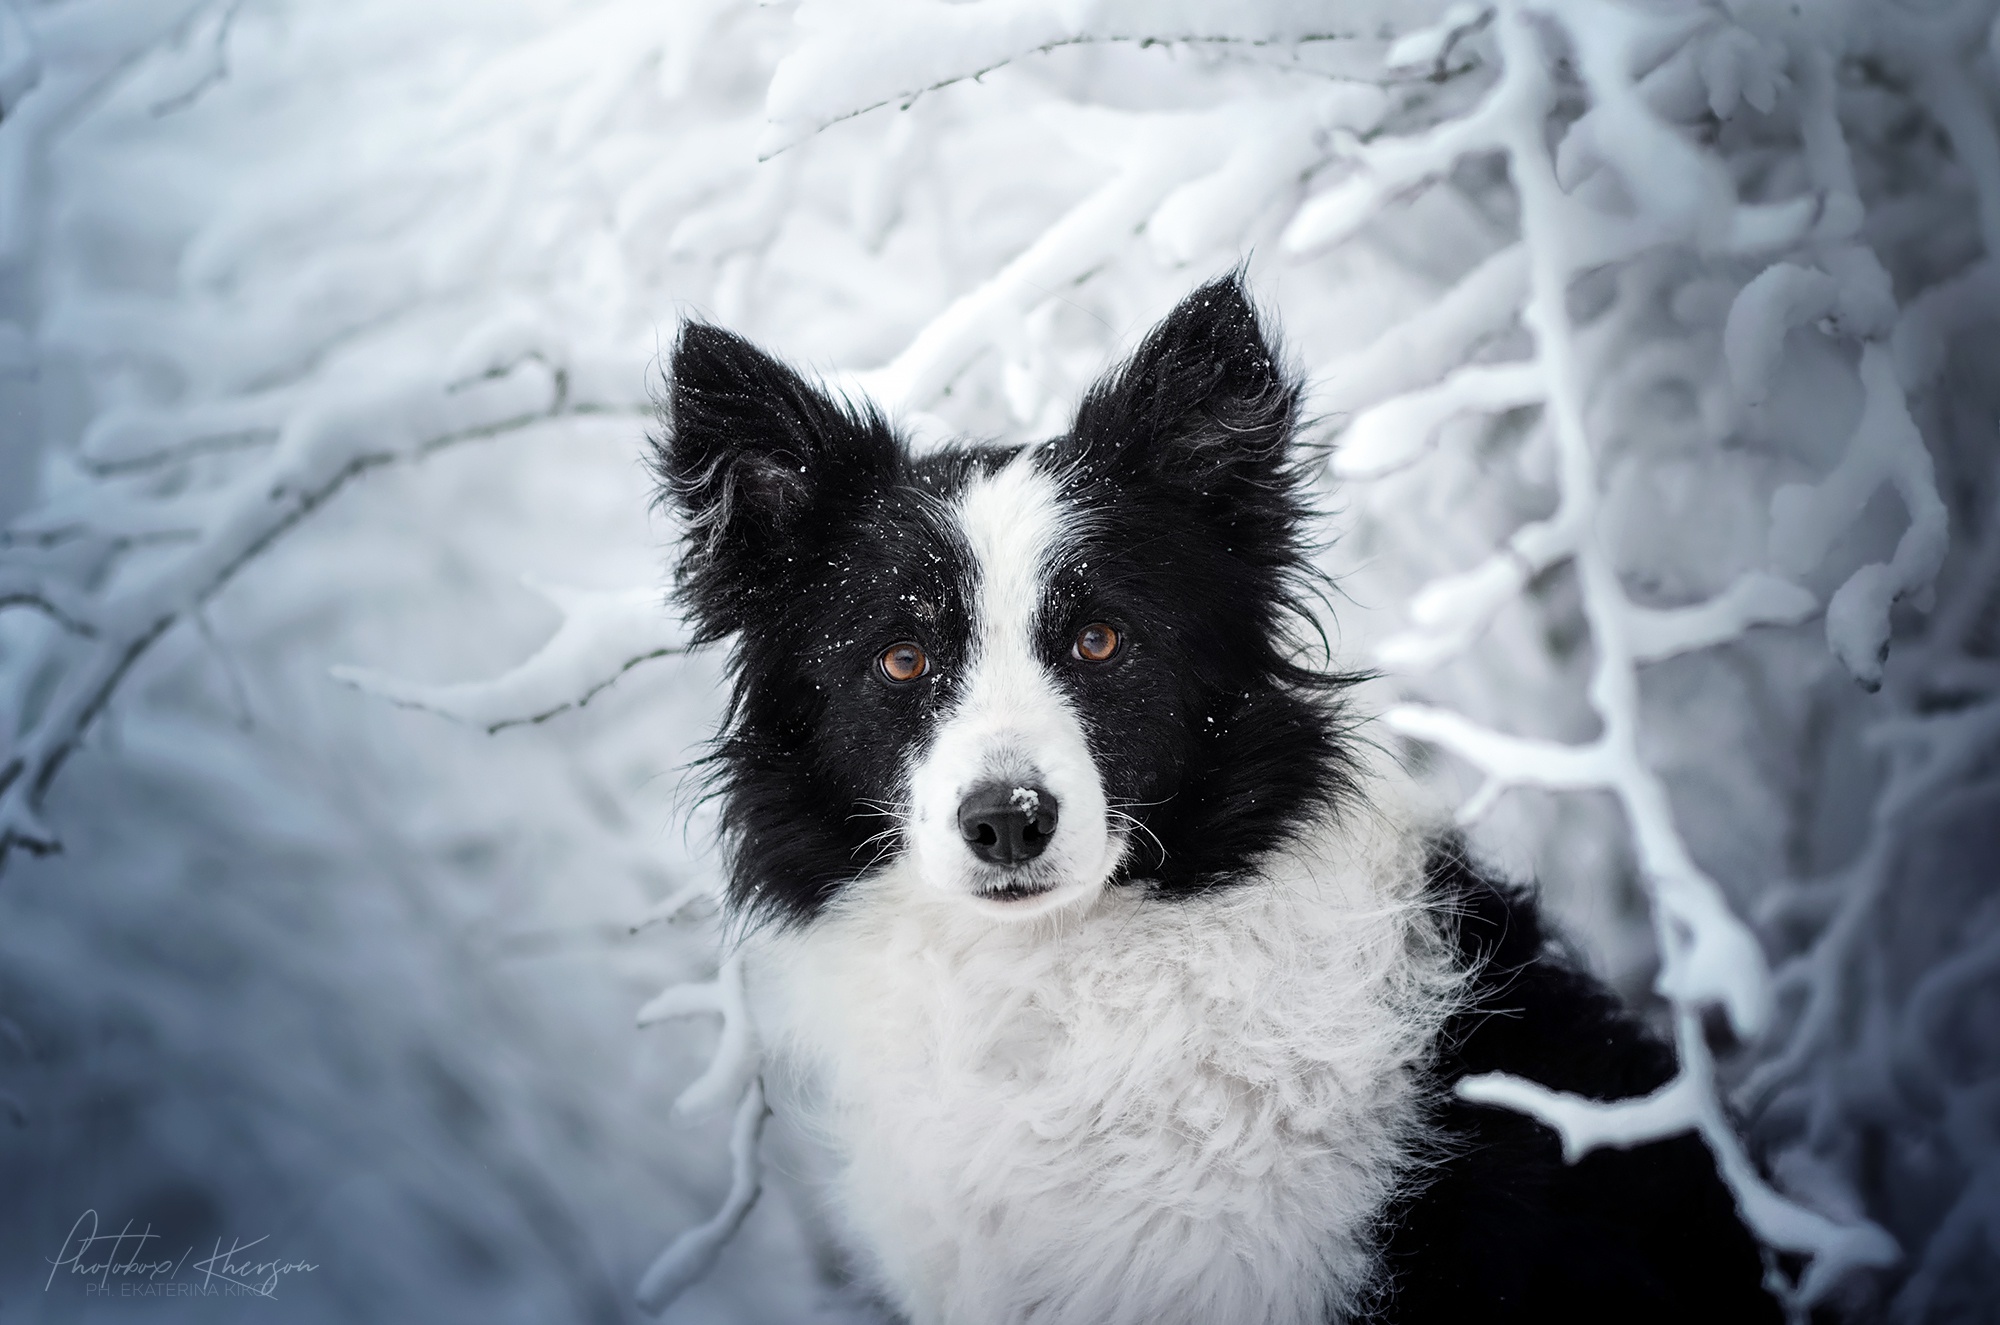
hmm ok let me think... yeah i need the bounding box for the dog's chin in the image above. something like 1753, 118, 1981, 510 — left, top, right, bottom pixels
961, 871, 1103, 920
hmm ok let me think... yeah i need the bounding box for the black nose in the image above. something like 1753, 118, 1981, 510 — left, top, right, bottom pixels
957, 782, 1060, 865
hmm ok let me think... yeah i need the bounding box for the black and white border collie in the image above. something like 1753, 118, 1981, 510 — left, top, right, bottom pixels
655, 278, 1777, 1324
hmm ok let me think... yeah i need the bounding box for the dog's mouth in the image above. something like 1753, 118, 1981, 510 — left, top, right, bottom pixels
971, 878, 1060, 904
957, 825, 1132, 915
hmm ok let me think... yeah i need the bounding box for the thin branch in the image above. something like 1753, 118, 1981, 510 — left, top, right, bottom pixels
332, 582, 690, 734
635, 1076, 768, 1315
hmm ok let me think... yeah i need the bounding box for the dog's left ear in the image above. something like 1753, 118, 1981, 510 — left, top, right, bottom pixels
1057, 274, 1300, 505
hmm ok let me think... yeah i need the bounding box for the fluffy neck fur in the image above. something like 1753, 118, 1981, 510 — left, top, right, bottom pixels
750, 802, 1463, 1325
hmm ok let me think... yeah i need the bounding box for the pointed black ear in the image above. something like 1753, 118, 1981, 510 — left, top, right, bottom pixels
655, 323, 899, 640
1060, 274, 1300, 498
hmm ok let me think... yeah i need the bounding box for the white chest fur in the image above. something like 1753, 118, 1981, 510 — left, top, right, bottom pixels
751, 813, 1460, 1325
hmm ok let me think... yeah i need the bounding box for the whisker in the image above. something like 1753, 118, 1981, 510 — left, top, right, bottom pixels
855, 825, 906, 854
1107, 794, 1175, 812
1106, 806, 1167, 865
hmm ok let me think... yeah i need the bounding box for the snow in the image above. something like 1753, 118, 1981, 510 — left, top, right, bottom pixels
2, 0, 1997, 1319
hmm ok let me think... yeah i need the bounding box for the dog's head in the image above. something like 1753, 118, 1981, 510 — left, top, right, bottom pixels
656, 276, 1356, 926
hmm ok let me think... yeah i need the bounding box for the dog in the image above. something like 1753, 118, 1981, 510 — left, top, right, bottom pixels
653, 276, 1777, 1324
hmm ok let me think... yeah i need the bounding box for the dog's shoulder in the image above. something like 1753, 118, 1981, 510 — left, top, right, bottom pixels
1373, 841, 1779, 1324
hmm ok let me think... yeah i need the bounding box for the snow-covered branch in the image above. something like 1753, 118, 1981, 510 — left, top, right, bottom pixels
634, 952, 768, 1315
0, 356, 587, 865
1315, 0, 1966, 1306
637, 954, 758, 1120
634, 1075, 768, 1315
1457, 1068, 1703, 1164
856, 87, 1388, 416
333, 582, 687, 734
1770, 345, 1947, 690
760, 0, 1415, 153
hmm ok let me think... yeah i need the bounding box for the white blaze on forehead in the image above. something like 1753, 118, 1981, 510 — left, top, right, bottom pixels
955, 453, 1066, 672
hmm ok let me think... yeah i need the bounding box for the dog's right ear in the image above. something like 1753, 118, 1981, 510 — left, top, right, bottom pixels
655, 323, 900, 640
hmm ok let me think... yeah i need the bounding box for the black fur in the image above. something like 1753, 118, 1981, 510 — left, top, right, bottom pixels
1040, 279, 1361, 896
1380, 844, 1781, 1323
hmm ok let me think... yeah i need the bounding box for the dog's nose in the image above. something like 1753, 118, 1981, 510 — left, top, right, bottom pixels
957, 782, 1060, 865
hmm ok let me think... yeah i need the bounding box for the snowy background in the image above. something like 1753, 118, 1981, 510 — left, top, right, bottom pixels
1, 0, 1996, 1320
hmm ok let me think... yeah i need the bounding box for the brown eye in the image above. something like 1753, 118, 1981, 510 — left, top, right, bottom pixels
879, 642, 929, 683
1073, 623, 1120, 663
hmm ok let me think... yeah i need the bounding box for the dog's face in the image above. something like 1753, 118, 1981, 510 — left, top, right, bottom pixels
658, 277, 1352, 925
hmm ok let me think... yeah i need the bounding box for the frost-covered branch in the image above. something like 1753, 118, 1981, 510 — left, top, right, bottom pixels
856, 86, 1387, 417
1623, 574, 1819, 664
0, 357, 586, 865
760, 0, 1419, 153
1458, 1066, 1704, 1164
2, 0, 711, 868
1769, 345, 1947, 690
1333, 360, 1542, 478
333, 582, 687, 734
637, 954, 759, 1119
635, 1075, 768, 1315
633, 953, 767, 1315
1319, 0, 1948, 1306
